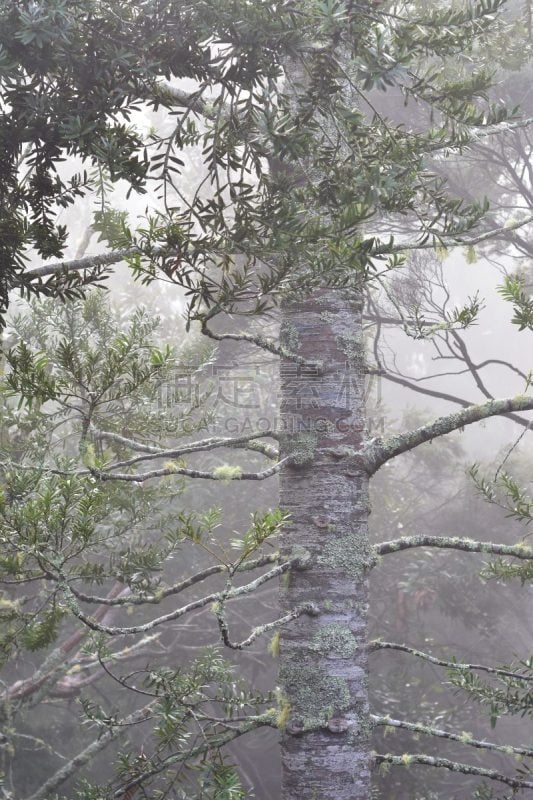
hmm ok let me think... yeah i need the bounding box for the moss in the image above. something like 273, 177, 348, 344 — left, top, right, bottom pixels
276, 694, 292, 729
280, 663, 350, 730
280, 570, 291, 589
319, 534, 377, 578
401, 753, 414, 766
213, 464, 243, 482
268, 630, 280, 658
311, 624, 358, 658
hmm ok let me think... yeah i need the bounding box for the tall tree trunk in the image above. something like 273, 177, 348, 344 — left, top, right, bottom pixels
279, 288, 371, 799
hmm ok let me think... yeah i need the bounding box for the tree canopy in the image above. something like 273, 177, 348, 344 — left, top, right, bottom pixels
1, 1, 533, 799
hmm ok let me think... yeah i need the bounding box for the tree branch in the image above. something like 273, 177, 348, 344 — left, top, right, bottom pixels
371, 370, 532, 429
368, 641, 533, 683
377, 213, 533, 255
92, 458, 287, 483
373, 752, 533, 790
372, 715, 533, 758
374, 535, 532, 560
365, 395, 533, 473
69, 553, 279, 606
214, 601, 319, 650
23, 704, 154, 800
60, 561, 293, 636
91, 429, 278, 471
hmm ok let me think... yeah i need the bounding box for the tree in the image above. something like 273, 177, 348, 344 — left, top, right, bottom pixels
1, 1, 533, 799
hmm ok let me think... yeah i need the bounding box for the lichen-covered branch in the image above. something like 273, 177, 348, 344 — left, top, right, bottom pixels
374, 536, 532, 560
365, 395, 533, 473
24, 248, 144, 280
92, 458, 287, 483
368, 641, 533, 683
373, 752, 533, 790
69, 553, 279, 606
372, 715, 533, 758
91, 428, 277, 468
0, 458, 285, 484
200, 321, 313, 366
60, 561, 293, 636
214, 600, 319, 650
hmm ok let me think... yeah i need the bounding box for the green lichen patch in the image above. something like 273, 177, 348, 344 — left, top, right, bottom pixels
280, 663, 350, 729
319, 534, 377, 578
280, 321, 300, 353
312, 624, 358, 658
285, 432, 318, 466
336, 333, 364, 368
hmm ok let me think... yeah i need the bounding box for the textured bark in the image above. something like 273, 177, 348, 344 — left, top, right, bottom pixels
279, 288, 371, 800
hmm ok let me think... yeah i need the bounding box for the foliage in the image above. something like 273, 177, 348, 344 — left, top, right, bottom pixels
0, 296, 282, 798
1, 1, 533, 799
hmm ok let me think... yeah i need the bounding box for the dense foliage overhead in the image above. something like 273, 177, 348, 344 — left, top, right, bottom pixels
0, 0, 515, 330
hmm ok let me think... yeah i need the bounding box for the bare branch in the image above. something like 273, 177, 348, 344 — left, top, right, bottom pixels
24, 248, 144, 280
372, 752, 533, 791
374, 535, 532, 560
69, 553, 279, 606
201, 321, 313, 366
365, 395, 533, 473
91, 429, 278, 471
368, 641, 533, 683
372, 715, 533, 758
214, 601, 319, 650
60, 561, 293, 636
372, 370, 532, 429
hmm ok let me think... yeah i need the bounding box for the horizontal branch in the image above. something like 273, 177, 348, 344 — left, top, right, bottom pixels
69, 553, 279, 606
372, 715, 533, 758
368, 641, 533, 683
93, 458, 287, 483
92, 429, 277, 471
151, 81, 210, 115
373, 752, 533, 790
374, 536, 532, 560
380, 213, 533, 255
61, 561, 292, 636
201, 322, 313, 367
25, 248, 144, 280
365, 395, 533, 473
